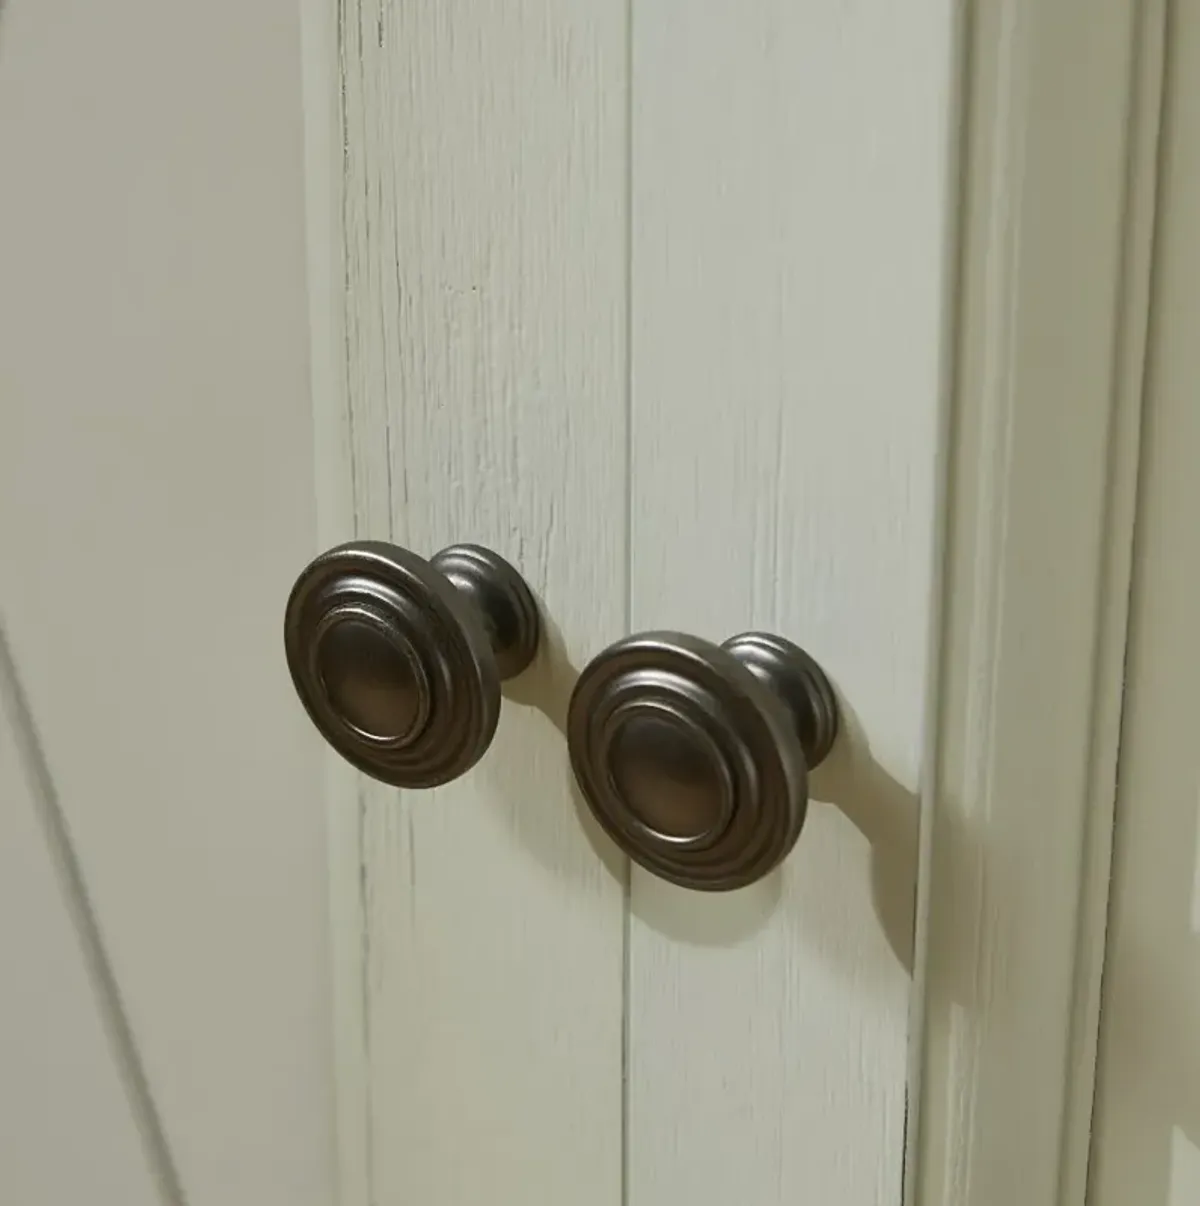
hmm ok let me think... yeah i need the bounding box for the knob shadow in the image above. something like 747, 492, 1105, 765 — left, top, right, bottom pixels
495, 611, 627, 887
807, 696, 919, 976
498, 623, 920, 980
626, 693, 920, 971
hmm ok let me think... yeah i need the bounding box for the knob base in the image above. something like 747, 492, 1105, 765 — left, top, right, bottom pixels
430, 544, 540, 681
723, 632, 838, 769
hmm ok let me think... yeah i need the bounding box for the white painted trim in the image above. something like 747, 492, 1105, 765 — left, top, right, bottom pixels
1058, 8, 1168, 1199
909, 3, 1166, 1205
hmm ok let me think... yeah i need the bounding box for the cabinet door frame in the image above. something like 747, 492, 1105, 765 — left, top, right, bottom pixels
909, 2, 1165, 1205
300, 1, 1163, 1204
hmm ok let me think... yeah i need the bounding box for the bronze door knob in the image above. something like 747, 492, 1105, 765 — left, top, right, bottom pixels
568, 631, 838, 890
284, 541, 539, 788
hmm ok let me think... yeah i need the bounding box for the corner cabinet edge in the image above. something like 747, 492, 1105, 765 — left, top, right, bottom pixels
908, 3, 1166, 1206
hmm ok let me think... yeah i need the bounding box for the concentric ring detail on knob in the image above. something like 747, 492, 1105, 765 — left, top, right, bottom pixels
285, 541, 519, 788
310, 603, 431, 743
568, 632, 815, 891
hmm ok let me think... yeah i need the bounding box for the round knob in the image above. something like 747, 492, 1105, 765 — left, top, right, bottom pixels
284, 541, 539, 788
567, 631, 838, 891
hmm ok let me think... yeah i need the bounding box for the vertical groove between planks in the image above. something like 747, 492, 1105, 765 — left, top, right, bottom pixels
903, 0, 973, 1197
620, 1, 636, 1204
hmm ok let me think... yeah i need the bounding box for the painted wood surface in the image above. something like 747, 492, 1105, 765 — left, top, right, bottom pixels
334, 2, 629, 1202
909, 3, 1158, 1205
0, 661, 163, 1206
333, 1, 954, 1202
1089, 4, 1200, 1201
627, 2, 952, 1203
0, 1, 333, 1202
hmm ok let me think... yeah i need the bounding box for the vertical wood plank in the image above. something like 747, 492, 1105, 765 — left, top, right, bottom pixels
338, 1, 628, 1201
628, 2, 954, 1202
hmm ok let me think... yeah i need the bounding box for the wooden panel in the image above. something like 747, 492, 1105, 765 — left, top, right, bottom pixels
628, 2, 953, 1201
0, 1, 333, 1203
1089, 5, 1200, 1201
0, 655, 162, 1206
336, 1, 628, 1201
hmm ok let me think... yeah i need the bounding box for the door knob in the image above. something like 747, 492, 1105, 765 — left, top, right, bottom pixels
567, 631, 838, 891
284, 541, 539, 788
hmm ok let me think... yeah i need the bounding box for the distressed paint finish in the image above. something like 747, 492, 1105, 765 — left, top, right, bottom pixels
627, 3, 950, 1202
337, 1, 629, 1201
339, 0, 953, 1202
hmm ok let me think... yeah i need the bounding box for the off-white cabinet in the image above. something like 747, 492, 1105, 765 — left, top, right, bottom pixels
0, 0, 1175, 1204
319, 3, 945, 1201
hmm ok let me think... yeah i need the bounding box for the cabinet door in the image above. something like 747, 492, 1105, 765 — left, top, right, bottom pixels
0, 1, 332, 1204
329, 3, 952, 1204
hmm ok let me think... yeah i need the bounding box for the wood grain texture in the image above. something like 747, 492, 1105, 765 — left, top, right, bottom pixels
909, 2, 1155, 1204
336, 2, 628, 1201
0, 2, 334, 1204
627, 3, 953, 1202
1089, 4, 1200, 1201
